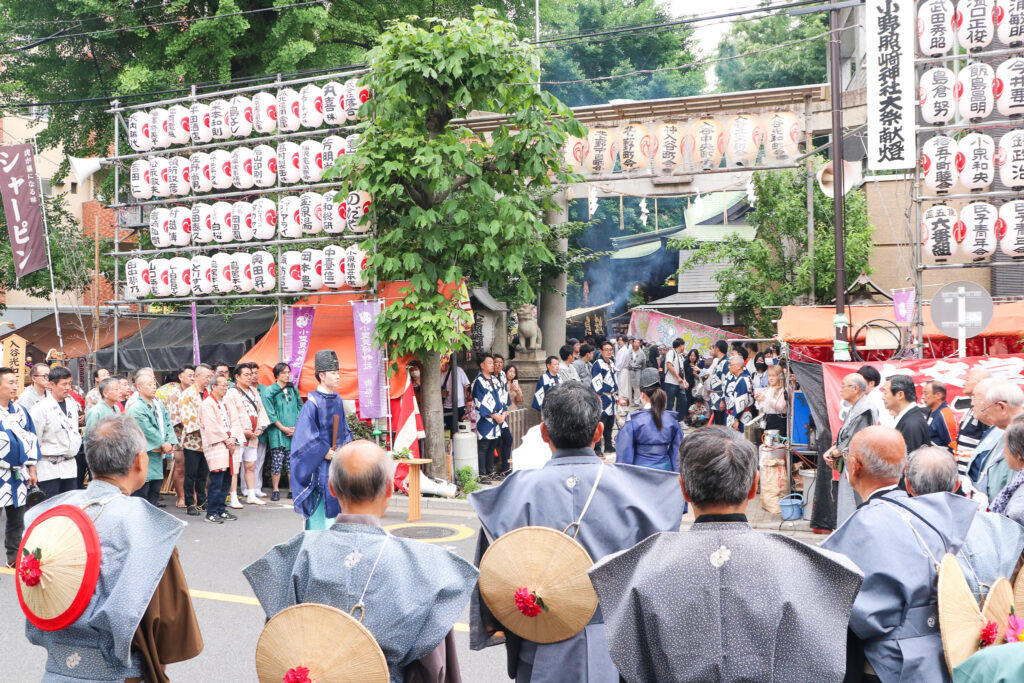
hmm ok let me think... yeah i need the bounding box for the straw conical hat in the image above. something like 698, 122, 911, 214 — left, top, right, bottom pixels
982, 577, 1015, 645
478, 526, 597, 644
16, 504, 101, 632
255, 604, 388, 683
938, 553, 986, 673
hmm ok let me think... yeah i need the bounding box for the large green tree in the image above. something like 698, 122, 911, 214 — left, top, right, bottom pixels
714, 8, 827, 93
331, 7, 584, 470
669, 160, 874, 337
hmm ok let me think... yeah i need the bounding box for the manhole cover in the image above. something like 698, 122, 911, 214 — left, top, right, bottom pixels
389, 525, 458, 540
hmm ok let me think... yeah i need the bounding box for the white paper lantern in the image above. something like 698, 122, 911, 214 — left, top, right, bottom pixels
149, 258, 173, 297
229, 95, 254, 138
277, 142, 301, 184
211, 253, 235, 294
322, 135, 346, 170
584, 128, 617, 173
345, 243, 369, 288
299, 139, 324, 183
150, 108, 170, 148
761, 112, 801, 162
958, 132, 995, 190
278, 196, 302, 238
190, 255, 214, 295
922, 205, 960, 262
280, 250, 303, 292
230, 201, 255, 242
250, 251, 276, 292
323, 245, 345, 288
127, 111, 153, 152
277, 88, 301, 132
957, 0, 995, 50
149, 208, 171, 249
299, 84, 324, 129
168, 256, 192, 297
617, 123, 652, 171
231, 253, 254, 293
922, 135, 960, 194
346, 190, 372, 233
344, 78, 369, 120
189, 103, 213, 144
231, 147, 255, 190
189, 152, 212, 194
919, 0, 956, 56
253, 92, 278, 134
996, 58, 1024, 117
563, 135, 587, 174
300, 248, 324, 290
210, 99, 232, 140
688, 118, 724, 171
919, 68, 956, 124
298, 192, 323, 235
191, 203, 213, 244
322, 191, 346, 233
998, 129, 1024, 188
252, 198, 277, 240
998, 200, 1024, 257
168, 206, 193, 247
725, 115, 763, 167
252, 145, 277, 188
956, 62, 995, 120
124, 258, 151, 300
651, 123, 682, 171
168, 156, 190, 197
211, 201, 233, 243
149, 157, 170, 197
210, 149, 233, 190
346, 133, 361, 155
167, 105, 191, 145
129, 160, 152, 200
960, 201, 998, 260
997, 0, 1024, 44
323, 81, 346, 125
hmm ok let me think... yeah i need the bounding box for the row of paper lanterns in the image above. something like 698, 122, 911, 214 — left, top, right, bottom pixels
922, 200, 1024, 260
919, 58, 1024, 123
128, 137, 357, 199
920, 130, 1024, 193
147, 192, 373, 247
123, 245, 369, 299
564, 111, 804, 174
125, 79, 369, 152
919, 0, 1024, 56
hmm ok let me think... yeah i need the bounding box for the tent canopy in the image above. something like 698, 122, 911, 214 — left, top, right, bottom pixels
0, 313, 149, 361
777, 302, 1024, 345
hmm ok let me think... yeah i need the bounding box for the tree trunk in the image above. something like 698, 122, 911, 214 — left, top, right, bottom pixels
419, 350, 447, 479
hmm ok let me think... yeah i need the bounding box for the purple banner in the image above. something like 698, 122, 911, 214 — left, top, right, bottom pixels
285, 306, 315, 385
353, 299, 385, 419
0, 144, 48, 278
893, 289, 915, 324
191, 303, 200, 364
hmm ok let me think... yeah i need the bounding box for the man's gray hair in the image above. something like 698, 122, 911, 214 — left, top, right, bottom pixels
98, 377, 119, 399
1005, 415, 1024, 461
329, 440, 395, 504
85, 414, 146, 476
888, 374, 917, 404
542, 382, 601, 449
854, 433, 906, 479
846, 373, 867, 393
984, 380, 1024, 408
905, 446, 958, 495
679, 426, 757, 506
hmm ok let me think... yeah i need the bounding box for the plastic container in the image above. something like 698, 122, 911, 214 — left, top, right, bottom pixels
779, 493, 804, 521
453, 422, 477, 476
799, 468, 817, 521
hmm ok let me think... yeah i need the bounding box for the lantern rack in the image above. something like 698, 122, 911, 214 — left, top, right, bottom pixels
105, 288, 374, 306
914, 44, 1024, 66
107, 178, 353, 209
108, 233, 370, 258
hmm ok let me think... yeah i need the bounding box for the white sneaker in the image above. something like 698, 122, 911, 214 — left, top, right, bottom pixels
256, 490, 267, 498
228, 493, 244, 509
247, 494, 267, 506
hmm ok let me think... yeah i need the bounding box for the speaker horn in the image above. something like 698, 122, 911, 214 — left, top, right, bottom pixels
67, 156, 108, 182
816, 160, 863, 198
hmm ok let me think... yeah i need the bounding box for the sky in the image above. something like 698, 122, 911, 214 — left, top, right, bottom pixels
668, 0, 764, 89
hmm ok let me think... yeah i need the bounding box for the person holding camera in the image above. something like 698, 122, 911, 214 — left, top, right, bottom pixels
0, 366, 38, 567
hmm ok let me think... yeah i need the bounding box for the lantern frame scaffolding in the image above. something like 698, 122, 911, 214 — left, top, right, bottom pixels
105, 67, 393, 445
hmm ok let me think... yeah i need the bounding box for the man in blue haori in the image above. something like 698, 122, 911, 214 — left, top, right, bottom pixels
472, 353, 509, 479
290, 349, 353, 530
245, 440, 477, 683
0, 365, 38, 567
590, 341, 618, 456
531, 356, 561, 411
723, 354, 754, 432
707, 340, 729, 425
469, 381, 683, 683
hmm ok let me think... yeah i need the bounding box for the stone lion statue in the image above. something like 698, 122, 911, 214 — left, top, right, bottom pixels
517, 304, 543, 351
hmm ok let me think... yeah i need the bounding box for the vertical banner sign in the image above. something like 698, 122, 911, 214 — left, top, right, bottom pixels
191, 303, 200, 364
283, 306, 315, 386
866, 0, 916, 171
893, 288, 916, 324
0, 144, 48, 277
352, 300, 385, 419
2, 334, 28, 392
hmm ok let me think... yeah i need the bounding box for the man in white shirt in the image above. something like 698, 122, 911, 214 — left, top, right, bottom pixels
663, 338, 687, 413
857, 365, 894, 428
614, 335, 631, 404
17, 364, 51, 411
442, 355, 470, 422
28, 366, 82, 498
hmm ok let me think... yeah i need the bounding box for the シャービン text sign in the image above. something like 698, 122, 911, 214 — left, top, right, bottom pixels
866, 0, 916, 171
0, 144, 48, 277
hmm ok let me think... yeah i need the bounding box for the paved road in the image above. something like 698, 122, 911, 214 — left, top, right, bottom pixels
0, 490, 817, 681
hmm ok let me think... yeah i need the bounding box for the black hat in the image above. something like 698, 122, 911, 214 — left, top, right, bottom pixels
314, 350, 339, 374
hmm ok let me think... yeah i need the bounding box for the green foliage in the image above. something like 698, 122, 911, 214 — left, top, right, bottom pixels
669, 159, 874, 337
456, 465, 480, 495
329, 8, 586, 358
347, 412, 376, 441
714, 10, 827, 93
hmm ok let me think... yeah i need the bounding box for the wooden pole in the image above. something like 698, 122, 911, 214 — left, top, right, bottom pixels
92, 216, 100, 360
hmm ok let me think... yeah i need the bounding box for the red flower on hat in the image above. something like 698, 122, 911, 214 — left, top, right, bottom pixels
514, 587, 547, 618
19, 548, 43, 587
980, 620, 999, 648
282, 666, 312, 683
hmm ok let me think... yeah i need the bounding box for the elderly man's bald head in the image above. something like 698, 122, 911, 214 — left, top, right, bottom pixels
329, 439, 395, 505
963, 368, 992, 396
849, 425, 906, 480
905, 446, 958, 496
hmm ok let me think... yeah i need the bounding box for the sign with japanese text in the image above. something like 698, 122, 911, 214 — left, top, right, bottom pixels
0, 144, 47, 277
627, 310, 743, 355
353, 300, 385, 419
2, 334, 28, 392
866, 0, 916, 170
283, 305, 315, 387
